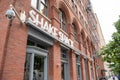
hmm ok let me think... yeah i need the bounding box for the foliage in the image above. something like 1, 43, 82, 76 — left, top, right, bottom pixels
100, 16, 120, 74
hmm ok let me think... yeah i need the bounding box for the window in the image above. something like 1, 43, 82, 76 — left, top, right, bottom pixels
31, 0, 48, 16
76, 55, 82, 80
72, 23, 78, 41
81, 32, 85, 47
61, 48, 70, 80
59, 9, 66, 32
27, 40, 48, 50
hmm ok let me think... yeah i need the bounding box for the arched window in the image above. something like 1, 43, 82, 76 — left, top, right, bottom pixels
81, 32, 85, 47
59, 9, 66, 32
72, 23, 78, 41
31, 0, 48, 16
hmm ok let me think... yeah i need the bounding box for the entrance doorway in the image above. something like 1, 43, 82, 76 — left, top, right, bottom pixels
24, 46, 48, 80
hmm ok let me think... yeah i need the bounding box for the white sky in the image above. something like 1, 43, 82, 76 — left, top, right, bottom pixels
90, 0, 120, 43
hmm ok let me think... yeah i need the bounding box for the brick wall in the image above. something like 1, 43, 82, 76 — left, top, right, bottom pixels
0, 0, 29, 80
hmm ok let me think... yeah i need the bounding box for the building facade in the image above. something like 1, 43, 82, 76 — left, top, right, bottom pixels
0, 0, 105, 80
93, 14, 106, 79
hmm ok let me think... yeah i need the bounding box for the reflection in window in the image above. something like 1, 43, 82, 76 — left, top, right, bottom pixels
31, 0, 48, 16
33, 55, 44, 80
24, 54, 45, 80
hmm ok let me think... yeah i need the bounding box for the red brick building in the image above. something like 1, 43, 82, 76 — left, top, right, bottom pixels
0, 0, 105, 80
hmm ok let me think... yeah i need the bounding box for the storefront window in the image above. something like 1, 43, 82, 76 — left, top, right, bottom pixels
24, 40, 48, 80
33, 55, 44, 80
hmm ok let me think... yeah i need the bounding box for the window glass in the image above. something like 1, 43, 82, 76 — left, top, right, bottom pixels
76, 55, 80, 63
31, 0, 37, 8
59, 10, 66, 32
31, 0, 48, 16
40, 3, 47, 15
27, 40, 35, 46
61, 49, 68, 61
77, 65, 81, 79
27, 40, 48, 50
33, 55, 44, 80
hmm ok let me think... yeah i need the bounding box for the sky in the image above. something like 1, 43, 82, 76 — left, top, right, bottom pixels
90, 0, 120, 43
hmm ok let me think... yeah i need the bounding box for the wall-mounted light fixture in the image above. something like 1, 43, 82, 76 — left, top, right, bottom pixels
5, 4, 26, 23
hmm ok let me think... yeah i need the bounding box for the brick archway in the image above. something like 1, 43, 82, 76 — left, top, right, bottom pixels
58, 1, 71, 23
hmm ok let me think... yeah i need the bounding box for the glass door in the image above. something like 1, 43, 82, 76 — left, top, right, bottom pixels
33, 54, 45, 80
24, 46, 48, 80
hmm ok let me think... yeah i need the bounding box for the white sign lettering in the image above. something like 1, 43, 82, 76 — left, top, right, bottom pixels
28, 10, 73, 47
